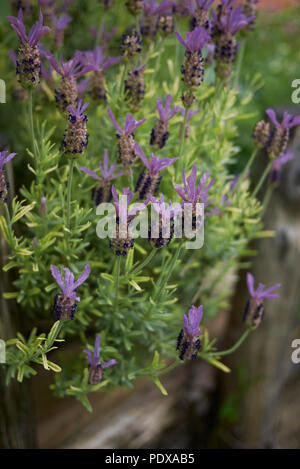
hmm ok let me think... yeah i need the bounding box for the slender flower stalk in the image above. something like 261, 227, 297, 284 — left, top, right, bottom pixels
83, 334, 117, 385
80, 149, 124, 205
134, 143, 178, 200
7, 9, 50, 89
177, 107, 201, 139
51, 264, 91, 320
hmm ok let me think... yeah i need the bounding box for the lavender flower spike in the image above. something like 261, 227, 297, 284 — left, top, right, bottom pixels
108, 107, 146, 167
83, 46, 121, 102
177, 305, 203, 360
124, 63, 146, 111
176, 26, 210, 104
177, 107, 201, 139
265, 109, 300, 159
46, 51, 91, 112
150, 95, 181, 149
188, 0, 214, 29
80, 149, 124, 205
109, 186, 147, 256
51, 264, 91, 320
141, 1, 176, 41
135, 142, 178, 200
0, 152, 16, 204
84, 334, 117, 385
52, 13, 72, 48
7, 9, 50, 89
62, 100, 89, 157
243, 272, 281, 328
211, 6, 254, 79
148, 194, 181, 248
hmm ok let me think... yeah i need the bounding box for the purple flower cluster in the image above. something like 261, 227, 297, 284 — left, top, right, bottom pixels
177, 305, 203, 360
150, 94, 181, 149
62, 100, 89, 156
83, 334, 117, 385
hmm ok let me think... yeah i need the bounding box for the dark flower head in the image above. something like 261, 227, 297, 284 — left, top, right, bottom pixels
83, 334, 117, 385
188, 0, 214, 29
175, 26, 210, 53
188, 0, 214, 12
0, 152, 16, 204
244, 273, 281, 328
134, 142, 178, 175
150, 95, 181, 149
177, 305, 203, 360
7, 9, 50, 47
108, 107, 146, 136
63, 100, 89, 156
266, 108, 300, 129
80, 149, 123, 182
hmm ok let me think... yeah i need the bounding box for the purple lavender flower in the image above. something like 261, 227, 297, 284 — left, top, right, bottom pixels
141, 1, 176, 41
173, 0, 190, 17
80, 149, 124, 205
148, 194, 181, 248
51, 264, 91, 320
46, 51, 91, 111
176, 27, 210, 104
51, 13, 72, 48
265, 109, 300, 159
158, 12, 175, 37
0, 152, 16, 204
109, 186, 147, 256
241, 0, 259, 33
124, 63, 146, 111
8, 50, 28, 100
7, 9, 50, 89
83, 46, 121, 102
177, 106, 201, 139
10, 0, 33, 18
62, 100, 89, 156
150, 95, 181, 149
83, 334, 117, 385
268, 149, 295, 186
134, 142, 178, 200
211, 6, 254, 78
77, 77, 91, 100
177, 305, 203, 360
108, 107, 146, 167
37, 0, 56, 27
89, 24, 118, 55
244, 273, 281, 328
188, 0, 214, 29
121, 30, 143, 62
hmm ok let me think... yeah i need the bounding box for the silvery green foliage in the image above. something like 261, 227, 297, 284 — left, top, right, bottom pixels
1, 0, 268, 412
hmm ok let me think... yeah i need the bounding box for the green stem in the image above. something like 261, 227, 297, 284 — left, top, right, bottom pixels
261, 184, 273, 216
154, 243, 183, 303
177, 110, 189, 180
252, 160, 273, 198
28, 89, 38, 172
119, 62, 127, 97
114, 256, 121, 308
156, 358, 182, 377
130, 247, 157, 276
135, 15, 141, 36
209, 329, 251, 358
4, 203, 14, 248
234, 40, 246, 90
238, 148, 258, 190
66, 159, 74, 230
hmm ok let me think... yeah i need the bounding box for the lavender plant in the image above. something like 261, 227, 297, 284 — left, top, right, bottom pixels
0, 0, 291, 414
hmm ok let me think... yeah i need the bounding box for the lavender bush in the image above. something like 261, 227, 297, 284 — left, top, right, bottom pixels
0, 0, 292, 413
